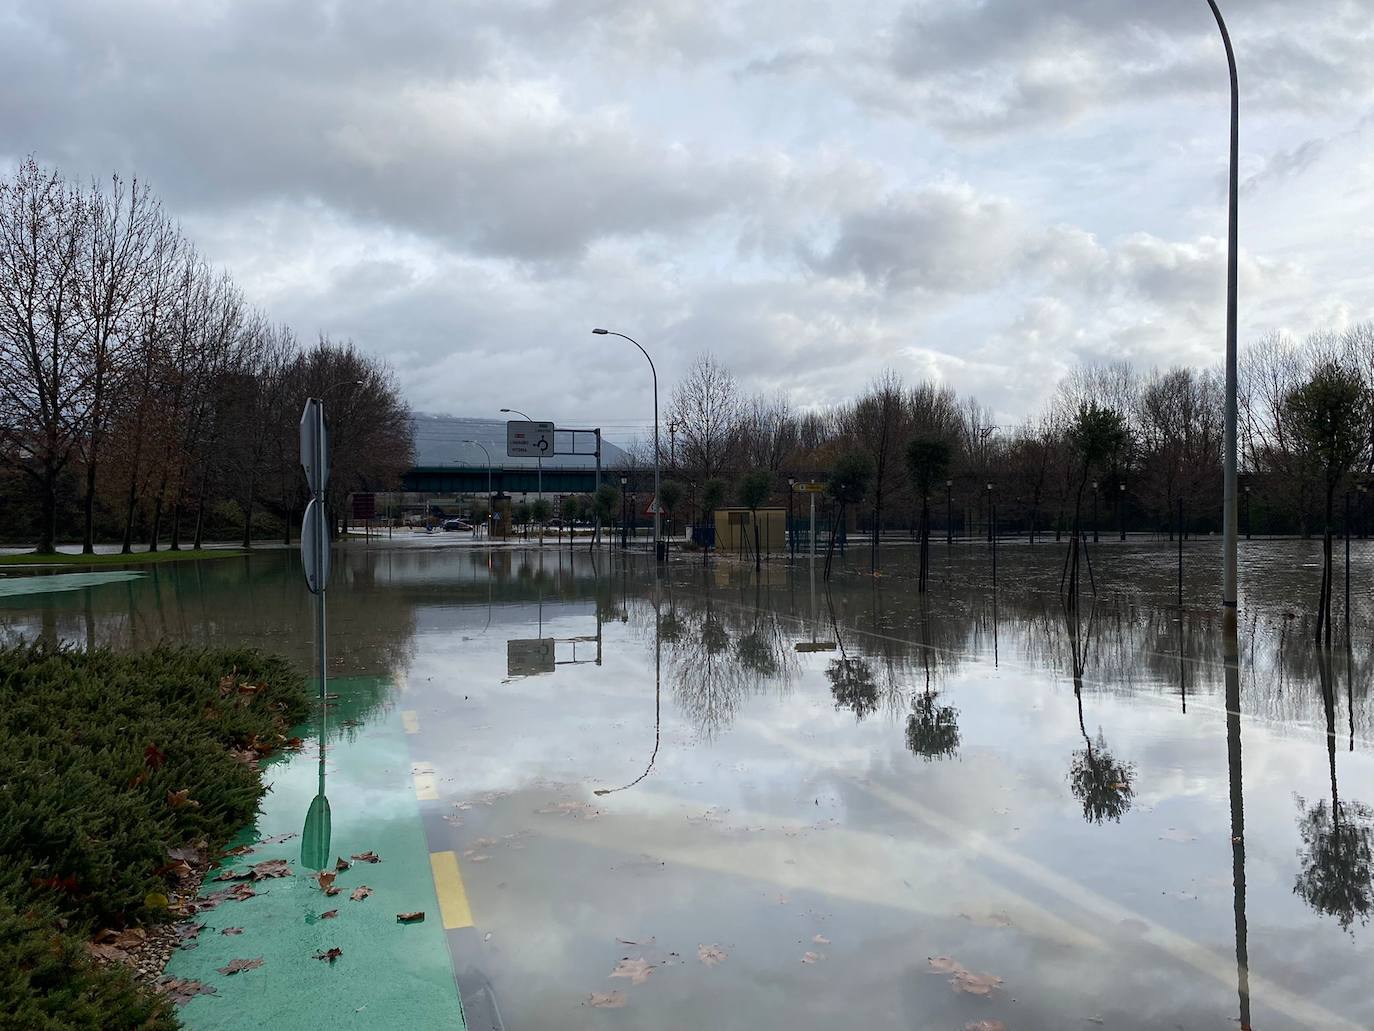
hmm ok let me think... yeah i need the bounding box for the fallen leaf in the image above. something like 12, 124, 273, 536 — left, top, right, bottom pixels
609, 957, 655, 984
313, 947, 342, 962
221, 927, 243, 935
223, 845, 255, 858
473, 837, 498, 848
698, 943, 727, 967
952, 971, 1004, 997
350, 851, 381, 864
965, 1022, 1007, 1031
225, 883, 256, 902
467, 854, 490, 863
249, 858, 291, 880
258, 832, 297, 845
812, 934, 831, 945
87, 942, 131, 963
156, 976, 217, 1005
316, 871, 336, 891
928, 956, 965, 975
324, 886, 341, 897
166, 789, 198, 809
350, 886, 373, 902
216, 957, 263, 976
801, 951, 824, 964
320, 910, 338, 920
396, 911, 425, 923
585, 991, 627, 1008
335, 857, 351, 872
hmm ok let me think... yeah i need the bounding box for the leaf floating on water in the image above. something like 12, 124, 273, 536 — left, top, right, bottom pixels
929, 955, 1005, 996
316, 871, 336, 892
396, 911, 425, 923
609, 957, 655, 984
249, 858, 291, 880
585, 991, 627, 1008
350, 885, 373, 902
313, 947, 342, 962
335, 857, 351, 872
259, 832, 297, 845
801, 951, 824, 964
320, 910, 338, 920
221, 927, 244, 936
965, 1022, 1007, 1031
156, 976, 217, 1005
812, 934, 831, 945
216, 957, 263, 976
697, 944, 727, 967
928, 956, 963, 974
350, 851, 382, 864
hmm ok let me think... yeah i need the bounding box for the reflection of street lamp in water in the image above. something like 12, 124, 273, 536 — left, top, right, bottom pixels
593, 595, 661, 796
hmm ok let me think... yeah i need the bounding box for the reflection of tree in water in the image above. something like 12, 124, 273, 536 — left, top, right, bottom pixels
658, 607, 685, 644
1293, 646, 1374, 933
1063, 601, 1135, 824
826, 591, 877, 720
906, 689, 959, 761
736, 629, 780, 678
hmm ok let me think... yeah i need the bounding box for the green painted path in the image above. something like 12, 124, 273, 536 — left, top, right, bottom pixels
166, 677, 466, 1030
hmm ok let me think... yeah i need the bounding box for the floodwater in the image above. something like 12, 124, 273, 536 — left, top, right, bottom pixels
3, 537, 1373, 1030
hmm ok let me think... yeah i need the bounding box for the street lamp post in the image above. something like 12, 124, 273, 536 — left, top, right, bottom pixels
461, 439, 493, 538
1092, 481, 1099, 544
1119, 482, 1126, 541
986, 483, 994, 545
1207, 0, 1241, 621
946, 479, 953, 546
788, 477, 796, 560
1244, 484, 1251, 540
620, 475, 629, 549
593, 329, 661, 561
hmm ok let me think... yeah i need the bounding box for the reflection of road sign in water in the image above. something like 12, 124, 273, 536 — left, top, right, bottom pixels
302, 498, 330, 594
506, 420, 554, 457
300, 399, 330, 495
507, 638, 555, 676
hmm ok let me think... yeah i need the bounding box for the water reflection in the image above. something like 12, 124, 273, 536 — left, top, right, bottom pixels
1293, 639, 1374, 933
1064, 602, 1136, 824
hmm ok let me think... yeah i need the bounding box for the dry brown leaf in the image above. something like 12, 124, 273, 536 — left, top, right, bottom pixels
313, 947, 342, 962
801, 951, 824, 964
350, 850, 381, 864
259, 832, 297, 845
349, 885, 373, 902
87, 942, 130, 964
965, 1022, 1007, 1031
585, 991, 627, 1008
697, 943, 727, 967
334, 857, 351, 872
316, 871, 336, 891
220, 927, 243, 936
166, 789, 198, 809
216, 957, 263, 976
249, 858, 291, 880
320, 910, 338, 920
609, 957, 655, 984
812, 934, 831, 945
396, 911, 425, 923
223, 845, 255, 858
952, 970, 1004, 997
324, 886, 340, 897
156, 976, 217, 1005
928, 956, 965, 975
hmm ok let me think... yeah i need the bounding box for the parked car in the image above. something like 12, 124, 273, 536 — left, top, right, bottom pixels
442, 518, 473, 532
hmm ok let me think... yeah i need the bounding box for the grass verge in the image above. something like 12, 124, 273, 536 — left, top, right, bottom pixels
0, 643, 310, 1029
0, 549, 246, 568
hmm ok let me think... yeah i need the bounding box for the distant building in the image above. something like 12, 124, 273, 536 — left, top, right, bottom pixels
403, 415, 635, 498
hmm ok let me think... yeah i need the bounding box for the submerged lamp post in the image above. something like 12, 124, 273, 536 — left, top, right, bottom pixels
1119, 482, 1127, 541
592, 328, 661, 560
946, 479, 953, 545
462, 439, 493, 537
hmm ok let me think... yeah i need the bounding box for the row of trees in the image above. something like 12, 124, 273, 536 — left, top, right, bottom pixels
629, 333, 1373, 563
0, 159, 412, 552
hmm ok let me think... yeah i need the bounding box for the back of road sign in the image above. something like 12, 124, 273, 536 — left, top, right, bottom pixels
300, 398, 330, 496
302, 497, 330, 594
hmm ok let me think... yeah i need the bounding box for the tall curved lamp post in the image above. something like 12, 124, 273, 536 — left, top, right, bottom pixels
462, 439, 493, 537
1206, 0, 1240, 621
592, 329, 661, 560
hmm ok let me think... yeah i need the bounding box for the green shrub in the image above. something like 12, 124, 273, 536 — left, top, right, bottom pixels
0, 644, 310, 1029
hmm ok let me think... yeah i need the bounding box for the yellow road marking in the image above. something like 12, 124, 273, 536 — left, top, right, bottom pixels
401, 709, 420, 734
412, 760, 439, 800
430, 851, 473, 929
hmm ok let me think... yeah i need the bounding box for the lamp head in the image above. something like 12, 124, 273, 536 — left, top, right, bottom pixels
592, 328, 609, 335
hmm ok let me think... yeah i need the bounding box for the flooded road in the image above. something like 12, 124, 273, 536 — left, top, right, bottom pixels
3, 538, 1373, 1029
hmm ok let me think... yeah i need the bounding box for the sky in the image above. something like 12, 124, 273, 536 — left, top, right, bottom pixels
2, 0, 1372, 443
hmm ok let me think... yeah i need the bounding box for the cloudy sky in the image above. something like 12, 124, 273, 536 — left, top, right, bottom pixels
3, 0, 1371, 441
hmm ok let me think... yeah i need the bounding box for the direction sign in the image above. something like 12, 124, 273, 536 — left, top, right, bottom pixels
794, 482, 826, 493
302, 497, 330, 595
299, 399, 330, 496
506, 420, 554, 458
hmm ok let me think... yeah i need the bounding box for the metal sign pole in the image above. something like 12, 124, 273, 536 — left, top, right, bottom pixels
809, 492, 816, 560
301, 398, 331, 701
